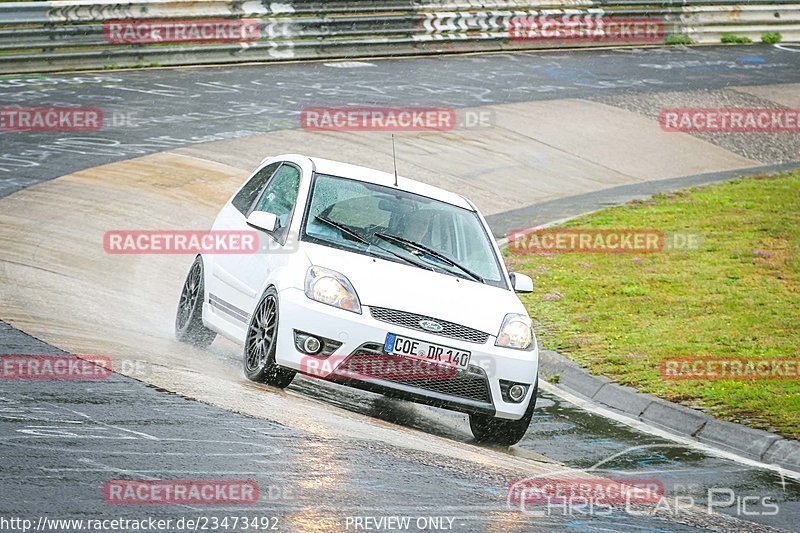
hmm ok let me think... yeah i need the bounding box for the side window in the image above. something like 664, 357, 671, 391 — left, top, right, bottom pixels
252, 164, 302, 237
231, 162, 281, 215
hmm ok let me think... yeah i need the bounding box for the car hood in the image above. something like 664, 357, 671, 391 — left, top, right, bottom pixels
302, 242, 526, 334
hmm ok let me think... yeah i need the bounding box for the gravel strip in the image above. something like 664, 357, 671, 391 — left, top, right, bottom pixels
592, 88, 800, 164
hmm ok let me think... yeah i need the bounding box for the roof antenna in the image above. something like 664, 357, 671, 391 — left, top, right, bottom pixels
391, 134, 399, 187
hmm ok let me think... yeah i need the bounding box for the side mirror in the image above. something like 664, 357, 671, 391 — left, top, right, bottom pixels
246, 211, 279, 233
509, 272, 534, 294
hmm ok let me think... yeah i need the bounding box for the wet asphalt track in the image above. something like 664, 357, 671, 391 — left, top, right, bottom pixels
1, 45, 800, 531
3, 45, 800, 195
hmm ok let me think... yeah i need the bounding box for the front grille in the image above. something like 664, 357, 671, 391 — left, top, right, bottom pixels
369, 306, 490, 344
334, 343, 492, 404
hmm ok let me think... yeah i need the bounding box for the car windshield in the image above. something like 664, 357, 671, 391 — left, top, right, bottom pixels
302, 174, 506, 288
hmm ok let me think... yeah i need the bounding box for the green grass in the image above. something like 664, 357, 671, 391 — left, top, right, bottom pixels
762, 32, 782, 44
721, 33, 753, 44
506, 173, 800, 437
665, 34, 694, 46
101, 61, 161, 71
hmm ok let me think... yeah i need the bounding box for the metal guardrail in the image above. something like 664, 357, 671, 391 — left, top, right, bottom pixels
0, 0, 798, 73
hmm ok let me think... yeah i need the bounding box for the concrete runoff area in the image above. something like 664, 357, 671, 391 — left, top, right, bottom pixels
171, 98, 758, 217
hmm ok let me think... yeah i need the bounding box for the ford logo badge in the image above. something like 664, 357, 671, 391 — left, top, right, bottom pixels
419, 320, 443, 333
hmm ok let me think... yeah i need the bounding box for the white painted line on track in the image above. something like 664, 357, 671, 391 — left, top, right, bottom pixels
48, 403, 160, 441
539, 380, 800, 482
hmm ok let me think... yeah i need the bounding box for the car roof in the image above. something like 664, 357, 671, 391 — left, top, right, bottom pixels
270, 154, 474, 211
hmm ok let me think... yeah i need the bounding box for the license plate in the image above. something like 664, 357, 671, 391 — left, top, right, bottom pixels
384, 333, 471, 371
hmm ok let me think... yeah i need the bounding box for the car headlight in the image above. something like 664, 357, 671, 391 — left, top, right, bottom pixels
304, 266, 361, 314
496, 313, 533, 350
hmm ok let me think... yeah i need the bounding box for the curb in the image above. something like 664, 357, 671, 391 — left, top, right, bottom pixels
537, 349, 800, 473
488, 161, 800, 240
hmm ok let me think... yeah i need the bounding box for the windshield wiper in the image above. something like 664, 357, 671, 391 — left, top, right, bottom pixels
373, 232, 484, 283
314, 215, 370, 245
313, 216, 434, 271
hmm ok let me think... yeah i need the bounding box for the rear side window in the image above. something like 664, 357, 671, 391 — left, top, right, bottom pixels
232, 162, 280, 214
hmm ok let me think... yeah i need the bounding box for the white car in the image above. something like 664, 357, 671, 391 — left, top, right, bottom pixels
175, 154, 539, 445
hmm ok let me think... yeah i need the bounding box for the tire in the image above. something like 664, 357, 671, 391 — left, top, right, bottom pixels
175, 256, 217, 347
469, 383, 538, 446
243, 287, 296, 388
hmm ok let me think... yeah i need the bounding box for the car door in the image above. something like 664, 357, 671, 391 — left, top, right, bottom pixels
206, 157, 309, 340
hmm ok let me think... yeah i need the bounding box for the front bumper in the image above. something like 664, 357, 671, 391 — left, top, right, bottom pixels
276, 287, 539, 420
